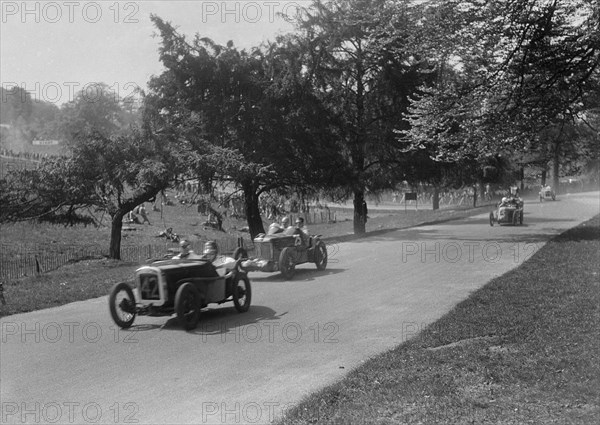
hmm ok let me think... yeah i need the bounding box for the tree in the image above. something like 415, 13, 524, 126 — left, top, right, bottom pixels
0, 128, 188, 259
145, 16, 342, 238
59, 83, 129, 143
289, 0, 428, 233
401, 0, 599, 191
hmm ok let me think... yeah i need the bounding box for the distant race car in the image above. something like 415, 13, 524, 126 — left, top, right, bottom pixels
539, 186, 556, 202
489, 197, 524, 226
109, 256, 251, 330
235, 226, 327, 280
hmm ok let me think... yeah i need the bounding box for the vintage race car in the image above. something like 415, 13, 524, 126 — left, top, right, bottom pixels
489, 197, 524, 226
234, 227, 327, 280
539, 186, 556, 202
109, 256, 251, 330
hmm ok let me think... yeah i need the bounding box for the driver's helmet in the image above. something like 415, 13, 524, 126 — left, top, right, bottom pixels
501, 197, 508, 203
203, 241, 218, 262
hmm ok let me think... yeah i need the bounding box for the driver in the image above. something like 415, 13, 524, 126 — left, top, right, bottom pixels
294, 217, 310, 247
173, 239, 203, 259
202, 240, 237, 271
295, 217, 309, 235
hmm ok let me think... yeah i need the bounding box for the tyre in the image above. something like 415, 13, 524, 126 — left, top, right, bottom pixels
512, 211, 518, 226
540, 195, 543, 202
489, 212, 494, 227
232, 274, 252, 313
233, 247, 248, 260
109, 282, 136, 329
314, 241, 328, 271
519, 211, 524, 225
551, 193, 556, 200
279, 247, 295, 280
175, 282, 201, 330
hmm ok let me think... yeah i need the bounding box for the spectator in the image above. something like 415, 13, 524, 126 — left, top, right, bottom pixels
139, 204, 151, 225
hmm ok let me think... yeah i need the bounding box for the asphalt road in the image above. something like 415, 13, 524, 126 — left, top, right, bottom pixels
1, 191, 598, 425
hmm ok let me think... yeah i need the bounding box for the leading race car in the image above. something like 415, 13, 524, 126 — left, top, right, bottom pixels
489, 196, 524, 226
109, 254, 251, 331
235, 225, 327, 280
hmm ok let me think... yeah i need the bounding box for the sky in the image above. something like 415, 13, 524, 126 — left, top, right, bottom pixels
0, 1, 301, 105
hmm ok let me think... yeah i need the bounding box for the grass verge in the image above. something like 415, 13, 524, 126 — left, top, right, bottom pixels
0, 260, 138, 317
279, 215, 600, 424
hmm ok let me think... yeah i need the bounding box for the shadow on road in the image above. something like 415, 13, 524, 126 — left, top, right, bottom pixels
157, 305, 285, 335
250, 267, 345, 283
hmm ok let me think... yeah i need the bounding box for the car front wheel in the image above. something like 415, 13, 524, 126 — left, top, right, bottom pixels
175, 282, 201, 330
232, 274, 251, 312
314, 241, 328, 270
109, 282, 136, 329
489, 212, 494, 227
279, 247, 295, 280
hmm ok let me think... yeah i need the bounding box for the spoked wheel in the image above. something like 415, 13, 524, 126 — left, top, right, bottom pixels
279, 247, 295, 280
233, 247, 248, 260
175, 282, 202, 330
314, 241, 328, 271
109, 282, 137, 329
489, 212, 494, 227
232, 274, 252, 313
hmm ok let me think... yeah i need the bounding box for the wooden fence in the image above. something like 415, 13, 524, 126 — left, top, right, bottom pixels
0, 236, 253, 280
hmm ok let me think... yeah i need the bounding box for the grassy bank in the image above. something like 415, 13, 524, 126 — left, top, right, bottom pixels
280, 215, 600, 424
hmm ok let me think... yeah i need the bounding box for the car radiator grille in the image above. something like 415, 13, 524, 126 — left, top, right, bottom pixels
255, 243, 273, 260
139, 274, 160, 300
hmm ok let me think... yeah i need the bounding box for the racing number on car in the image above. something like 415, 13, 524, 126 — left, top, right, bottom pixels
140, 276, 159, 299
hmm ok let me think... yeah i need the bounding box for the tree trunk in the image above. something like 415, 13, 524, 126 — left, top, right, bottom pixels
243, 181, 265, 239
109, 211, 126, 260
472, 185, 477, 208
541, 169, 547, 186
353, 189, 366, 235
432, 187, 440, 210
552, 146, 560, 194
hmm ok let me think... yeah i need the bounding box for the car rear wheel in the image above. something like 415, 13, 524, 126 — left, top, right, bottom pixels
175, 282, 201, 330
233, 247, 248, 260
233, 274, 251, 313
279, 247, 295, 280
519, 211, 524, 225
314, 241, 328, 270
489, 212, 494, 227
109, 282, 136, 329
